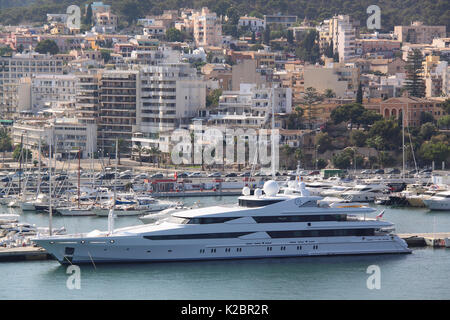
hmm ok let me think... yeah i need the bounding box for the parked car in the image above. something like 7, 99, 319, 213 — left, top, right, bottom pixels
373, 169, 385, 174
177, 172, 189, 178
308, 170, 320, 176
361, 170, 372, 174
387, 168, 401, 174
225, 173, 237, 177
208, 172, 221, 177
239, 172, 251, 177
150, 173, 164, 179
420, 168, 432, 173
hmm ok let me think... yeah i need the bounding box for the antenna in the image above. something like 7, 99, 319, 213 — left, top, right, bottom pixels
108, 139, 118, 235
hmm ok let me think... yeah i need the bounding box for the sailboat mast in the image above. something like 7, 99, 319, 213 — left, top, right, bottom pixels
78, 148, 81, 208
271, 88, 275, 180
402, 106, 405, 179
49, 132, 53, 236
37, 135, 41, 195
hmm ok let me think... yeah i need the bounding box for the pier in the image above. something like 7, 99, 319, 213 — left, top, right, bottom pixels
0, 246, 53, 262
398, 232, 450, 247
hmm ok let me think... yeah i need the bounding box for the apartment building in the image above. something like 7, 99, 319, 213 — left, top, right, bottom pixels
303, 62, 359, 98
0, 52, 64, 115
133, 63, 206, 151
75, 70, 101, 124
12, 117, 97, 159
98, 70, 139, 155
264, 14, 297, 28
207, 83, 292, 129
31, 74, 77, 110
238, 16, 265, 31
394, 21, 446, 44
320, 15, 358, 62
193, 7, 222, 47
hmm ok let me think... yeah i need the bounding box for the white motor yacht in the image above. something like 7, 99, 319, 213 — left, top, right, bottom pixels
32, 180, 411, 264
341, 184, 390, 202
423, 190, 450, 211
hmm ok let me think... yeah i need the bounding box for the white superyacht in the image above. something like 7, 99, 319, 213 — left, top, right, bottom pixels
33, 180, 411, 264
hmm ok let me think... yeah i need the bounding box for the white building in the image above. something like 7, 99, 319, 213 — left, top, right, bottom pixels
0, 52, 64, 115
193, 7, 222, 47
12, 117, 97, 159
207, 83, 292, 129
238, 16, 265, 31
32, 74, 77, 111
133, 63, 206, 151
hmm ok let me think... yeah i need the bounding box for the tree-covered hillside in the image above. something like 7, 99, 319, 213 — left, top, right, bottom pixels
0, 0, 448, 31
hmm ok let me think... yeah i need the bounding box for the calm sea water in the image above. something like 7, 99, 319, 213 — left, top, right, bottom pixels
1, 196, 450, 300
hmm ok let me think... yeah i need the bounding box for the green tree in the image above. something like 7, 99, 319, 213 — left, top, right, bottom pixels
350, 130, 367, 147
316, 158, 327, 169
115, 138, 127, 166
437, 115, 450, 129
12, 144, 32, 161
315, 132, 333, 153
165, 28, 184, 42
404, 49, 425, 98
420, 111, 435, 125
332, 150, 352, 169
84, 3, 92, 26
300, 87, 323, 129
35, 40, 59, 55
285, 106, 304, 130
324, 89, 335, 98
0, 128, 12, 164
206, 89, 222, 108
295, 30, 320, 63
419, 122, 437, 140
287, 29, 294, 44
263, 24, 271, 45
419, 141, 450, 165
356, 82, 363, 104
440, 98, 450, 114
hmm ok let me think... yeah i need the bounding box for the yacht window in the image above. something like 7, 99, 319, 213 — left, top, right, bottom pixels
253, 214, 347, 223
360, 188, 371, 192
301, 200, 317, 207
167, 216, 190, 224
267, 228, 374, 238
185, 217, 238, 224
144, 232, 252, 240
238, 199, 284, 207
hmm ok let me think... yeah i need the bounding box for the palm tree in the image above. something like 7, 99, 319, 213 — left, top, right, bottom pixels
149, 146, 161, 167
0, 128, 12, 165
133, 142, 144, 166
116, 138, 127, 166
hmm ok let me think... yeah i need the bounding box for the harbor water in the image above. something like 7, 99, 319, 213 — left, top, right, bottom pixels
1, 196, 450, 300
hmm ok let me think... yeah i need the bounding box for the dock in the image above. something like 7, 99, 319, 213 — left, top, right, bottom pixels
152, 190, 243, 197
0, 246, 53, 262
398, 233, 450, 247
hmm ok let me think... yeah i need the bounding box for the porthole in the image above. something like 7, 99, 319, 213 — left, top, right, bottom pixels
109, 240, 115, 244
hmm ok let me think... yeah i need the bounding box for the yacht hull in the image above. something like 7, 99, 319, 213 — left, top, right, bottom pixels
34, 235, 411, 265
423, 200, 450, 211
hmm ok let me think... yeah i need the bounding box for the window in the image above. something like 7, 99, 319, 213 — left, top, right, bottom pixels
253, 214, 347, 223
144, 232, 252, 240
267, 228, 375, 238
